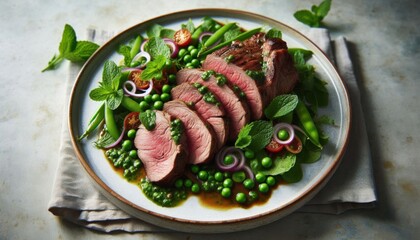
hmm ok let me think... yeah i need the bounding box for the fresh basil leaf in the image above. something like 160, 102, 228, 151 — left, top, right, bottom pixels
266, 28, 282, 38
139, 110, 156, 131
89, 87, 112, 101
105, 89, 123, 110
317, 0, 332, 18
144, 37, 171, 59
102, 60, 120, 87
247, 120, 273, 151
59, 24, 77, 55
261, 153, 296, 176
264, 94, 298, 120
140, 55, 167, 80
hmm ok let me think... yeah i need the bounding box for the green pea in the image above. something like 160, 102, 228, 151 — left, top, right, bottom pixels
168, 74, 177, 85
248, 191, 258, 201
127, 129, 136, 138
244, 149, 255, 159
191, 183, 200, 193
258, 183, 269, 193
162, 84, 171, 93
223, 155, 234, 165
198, 170, 209, 181
221, 187, 231, 198
190, 165, 200, 173
160, 93, 171, 102
223, 178, 233, 188
214, 172, 224, 182
139, 101, 150, 111
255, 172, 266, 183
277, 129, 289, 141
184, 179, 192, 188
174, 179, 183, 188
191, 58, 200, 67
178, 48, 187, 58
232, 171, 246, 183
190, 48, 199, 58
243, 178, 255, 189
266, 176, 276, 186
165, 59, 173, 68
143, 94, 153, 103
261, 157, 273, 169
235, 192, 247, 203
153, 101, 164, 110
121, 140, 132, 151
151, 94, 161, 102
183, 54, 192, 63
187, 45, 195, 51
128, 149, 137, 158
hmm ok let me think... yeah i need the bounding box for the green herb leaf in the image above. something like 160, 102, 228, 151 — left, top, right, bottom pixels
294, 10, 318, 27
294, 0, 332, 28
288, 48, 313, 59
102, 60, 120, 87
59, 24, 77, 54
105, 89, 123, 110
146, 24, 163, 38
139, 110, 156, 131
144, 37, 171, 59
266, 28, 282, 38
299, 149, 322, 164
281, 162, 303, 183
117, 45, 132, 66
89, 87, 113, 101
316, 0, 332, 18
260, 153, 297, 176
140, 55, 167, 80
182, 18, 195, 33
235, 120, 273, 151
64, 41, 99, 62
264, 94, 299, 120
160, 29, 176, 39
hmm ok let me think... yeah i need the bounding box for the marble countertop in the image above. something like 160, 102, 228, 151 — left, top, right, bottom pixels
0, 0, 418, 239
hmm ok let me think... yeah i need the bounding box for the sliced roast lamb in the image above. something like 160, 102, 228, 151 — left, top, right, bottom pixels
163, 100, 217, 164
176, 68, 250, 141
134, 110, 188, 185
171, 82, 228, 148
202, 32, 299, 119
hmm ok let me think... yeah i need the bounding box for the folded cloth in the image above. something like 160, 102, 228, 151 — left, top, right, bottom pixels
48, 28, 376, 233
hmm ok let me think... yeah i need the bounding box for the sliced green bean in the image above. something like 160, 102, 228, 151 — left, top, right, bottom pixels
78, 103, 105, 140
295, 100, 321, 148
104, 102, 120, 140
203, 22, 236, 48
130, 35, 142, 59
121, 96, 141, 112
199, 27, 261, 57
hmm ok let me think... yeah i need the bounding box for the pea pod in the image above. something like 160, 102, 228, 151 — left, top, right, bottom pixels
203, 22, 236, 48
104, 102, 121, 140
130, 35, 142, 59
295, 99, 321, 148
199, 27, 261, 57
191, 25, 203, 44
78, 103, 105, 140
121, 96, 141, 112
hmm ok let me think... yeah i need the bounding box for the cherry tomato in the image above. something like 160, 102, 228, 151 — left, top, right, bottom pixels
285, 136, 303, 154
128, 70, 150, 90
123, 112, 141, 130
265, 138, 284, 153
173, 29, 192, 47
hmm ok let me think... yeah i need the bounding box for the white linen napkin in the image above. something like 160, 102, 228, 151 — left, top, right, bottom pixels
48, 28, 376, 232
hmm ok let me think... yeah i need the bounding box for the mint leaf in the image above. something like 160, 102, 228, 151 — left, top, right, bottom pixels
102, 60, 120, 87
144, 37, 171, 59
317, 0, 332, 18
139, 110, 156, 131
261, 153, 296, 176
266, 28, 282, 38
65, 41, 99, 62
140, 55, 167, 80
299, 149, 322, 163
264, 94, 298, 120
146, 24, 164, 38
106, 89, 123, 110
281, 162, 303, 183
59, 24, 77, 55
160, 29, 175, 39
117, 45, 132, 66
89, 87, 113, 101
247, 121, 273, 151
288, 48, 313, 60
235, 124, 252, 148
294, 10, 317, 27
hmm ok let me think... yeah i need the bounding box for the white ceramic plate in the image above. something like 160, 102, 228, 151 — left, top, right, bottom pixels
69, 9, 351, 233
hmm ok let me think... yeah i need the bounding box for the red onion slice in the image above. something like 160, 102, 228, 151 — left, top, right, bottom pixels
104, 127, 126, 149
199, 32, 221, 48
132, 51, 151, 68
215, 146, 246, 172
123, 80, 153, 98
273, 123, 295, 145
242, 165, 255, 180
